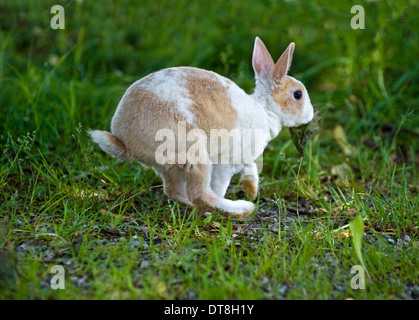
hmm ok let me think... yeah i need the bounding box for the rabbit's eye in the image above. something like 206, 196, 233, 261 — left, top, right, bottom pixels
293, 90, 302, 100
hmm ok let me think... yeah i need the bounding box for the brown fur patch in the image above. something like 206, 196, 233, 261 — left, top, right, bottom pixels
111, 87, 190, 166
271, 76, 304, 116
240, 177, 258, 200
181, 67, 238, 133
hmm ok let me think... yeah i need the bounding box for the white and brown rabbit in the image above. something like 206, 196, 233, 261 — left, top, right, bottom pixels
89, 37, 314, 219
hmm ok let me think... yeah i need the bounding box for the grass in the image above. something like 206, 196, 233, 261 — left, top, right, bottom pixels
0, 0, 418, 299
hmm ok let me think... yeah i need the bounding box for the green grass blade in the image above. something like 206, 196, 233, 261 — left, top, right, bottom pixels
349, 216, 372, 281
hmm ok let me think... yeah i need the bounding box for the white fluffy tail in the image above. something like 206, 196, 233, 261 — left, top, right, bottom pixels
89, 130, 132, 161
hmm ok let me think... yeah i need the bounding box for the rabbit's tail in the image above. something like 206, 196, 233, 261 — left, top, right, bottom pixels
89, 130, 134, 161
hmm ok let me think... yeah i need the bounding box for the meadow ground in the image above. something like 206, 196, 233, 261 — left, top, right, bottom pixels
0, 0, 418, 299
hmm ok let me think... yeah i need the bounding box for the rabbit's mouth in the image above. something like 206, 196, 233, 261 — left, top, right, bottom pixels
289, 108, 320, 157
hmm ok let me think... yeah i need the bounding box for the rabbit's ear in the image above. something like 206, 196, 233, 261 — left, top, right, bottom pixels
272, 42, 295, 84
252, 37, 274, 79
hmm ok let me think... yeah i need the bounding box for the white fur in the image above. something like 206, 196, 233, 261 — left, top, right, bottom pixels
134, 68, 197, 125
88, 130, 124, 159
214, 199, 255, 216
300, 86, 314, 125
210, 164, 237, 197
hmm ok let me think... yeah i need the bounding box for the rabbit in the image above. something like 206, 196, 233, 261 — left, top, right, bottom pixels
89, 37, 314, 219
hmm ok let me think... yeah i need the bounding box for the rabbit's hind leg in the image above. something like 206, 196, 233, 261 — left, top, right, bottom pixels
185, 162, 254, 219
157, 167, 192, 206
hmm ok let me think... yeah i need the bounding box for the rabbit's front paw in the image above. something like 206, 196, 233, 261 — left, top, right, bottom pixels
240, 177, 258, 200
229, 200, 255, 220
240, 162, 259, 200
